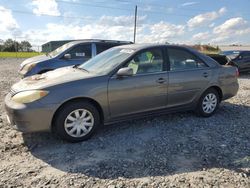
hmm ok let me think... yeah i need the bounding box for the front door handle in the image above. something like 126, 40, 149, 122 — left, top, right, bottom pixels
156, 78, 166, 84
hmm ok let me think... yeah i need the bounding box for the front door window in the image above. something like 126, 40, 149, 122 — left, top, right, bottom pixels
125, 49, 164, 75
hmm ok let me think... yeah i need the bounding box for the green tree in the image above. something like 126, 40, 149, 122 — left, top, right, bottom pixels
0, 39, 4, 51
2, 39, 19, 52
20, 40, 32, 52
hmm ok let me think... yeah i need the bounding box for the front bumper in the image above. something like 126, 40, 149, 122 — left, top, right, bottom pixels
4, 93, 57, 133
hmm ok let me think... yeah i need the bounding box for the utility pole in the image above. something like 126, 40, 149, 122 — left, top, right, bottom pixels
133, 5, 137, 43
14, 35, 17, 58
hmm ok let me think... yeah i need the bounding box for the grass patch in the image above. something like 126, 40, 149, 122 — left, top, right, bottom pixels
199, 50, 220, 55
0, 52, 44, 58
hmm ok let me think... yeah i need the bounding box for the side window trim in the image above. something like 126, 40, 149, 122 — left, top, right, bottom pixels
164, 46, 170, 71
92, 43, 96, 57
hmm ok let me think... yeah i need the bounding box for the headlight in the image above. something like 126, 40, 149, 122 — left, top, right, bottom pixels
12, 90, 49, 103
20, 63, 36, 74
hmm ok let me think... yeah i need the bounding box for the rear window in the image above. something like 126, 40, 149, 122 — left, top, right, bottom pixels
207, 54, 228, 65
96, 43, 117, 54
222, 51, 240, 60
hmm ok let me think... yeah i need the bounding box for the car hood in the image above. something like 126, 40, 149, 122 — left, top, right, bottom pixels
20, 55, 50, 67
12, 66, 94, 92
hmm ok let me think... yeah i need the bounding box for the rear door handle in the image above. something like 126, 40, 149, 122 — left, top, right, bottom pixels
156, 78, 166, 84
203, 72, 209, 78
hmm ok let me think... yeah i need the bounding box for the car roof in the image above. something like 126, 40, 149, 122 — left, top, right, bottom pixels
65, 39, 133, 45
114, 43, 194, 51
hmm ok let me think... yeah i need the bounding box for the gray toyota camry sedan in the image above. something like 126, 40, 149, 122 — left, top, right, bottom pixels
5, 44, 239, 142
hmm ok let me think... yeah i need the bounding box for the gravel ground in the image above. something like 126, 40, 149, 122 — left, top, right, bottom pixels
0, 58, 249, 187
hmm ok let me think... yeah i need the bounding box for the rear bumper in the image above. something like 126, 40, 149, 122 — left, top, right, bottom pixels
4, 93, 57, 133
222, 81, 239, 100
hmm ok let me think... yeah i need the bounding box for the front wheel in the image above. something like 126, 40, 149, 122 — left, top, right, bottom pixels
196, 88, 220, 117
54, 101, 100, 142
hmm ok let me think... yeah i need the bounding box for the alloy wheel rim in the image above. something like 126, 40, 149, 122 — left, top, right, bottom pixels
64, 109, 94, 138
202, 93, 217, 114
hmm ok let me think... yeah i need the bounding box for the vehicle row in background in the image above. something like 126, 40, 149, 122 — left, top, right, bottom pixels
207, 50, 250, 73
19, 39, 133, 77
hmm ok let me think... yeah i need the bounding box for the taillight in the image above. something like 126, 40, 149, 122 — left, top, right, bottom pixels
236, 68, 239, 77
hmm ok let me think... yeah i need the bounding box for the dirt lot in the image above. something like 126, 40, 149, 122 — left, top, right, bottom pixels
0, 58, 249, 187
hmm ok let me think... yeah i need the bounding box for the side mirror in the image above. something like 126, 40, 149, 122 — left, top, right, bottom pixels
117, 67, 133, 77
64, 54, 71, 59
238, 55, 242, 60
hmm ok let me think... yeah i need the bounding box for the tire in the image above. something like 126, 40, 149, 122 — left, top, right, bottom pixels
54, 101, 100, 142
196, 88, 220, 117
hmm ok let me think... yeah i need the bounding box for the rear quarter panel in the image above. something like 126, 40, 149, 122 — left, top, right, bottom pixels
217, 66, 239, 100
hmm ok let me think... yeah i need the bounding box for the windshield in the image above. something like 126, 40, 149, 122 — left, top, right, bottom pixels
78, 48, 133, 75
48, 42, 75, 57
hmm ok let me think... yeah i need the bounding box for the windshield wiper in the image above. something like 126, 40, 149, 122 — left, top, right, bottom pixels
73, 65, 89, 73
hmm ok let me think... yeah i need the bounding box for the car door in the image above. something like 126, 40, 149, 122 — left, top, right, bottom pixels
61, 43, 92, 66
108, 47, 168, 118
237, 52, 250, 71
166, 47, 211, 107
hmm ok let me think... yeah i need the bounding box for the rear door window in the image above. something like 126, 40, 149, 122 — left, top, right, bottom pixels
242, 52, 250, 59
96, 43, 116, 54
167, 48, 207, 71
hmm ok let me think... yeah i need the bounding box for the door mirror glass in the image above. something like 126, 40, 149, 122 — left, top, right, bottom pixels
64, 54, 71, 59
185, 59, 196, 63
117, 67, 133, 77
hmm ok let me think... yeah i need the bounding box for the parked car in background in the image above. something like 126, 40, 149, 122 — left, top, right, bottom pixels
219, 50, 250, 73
19, 39, 133, 77
5, 44, 239, 142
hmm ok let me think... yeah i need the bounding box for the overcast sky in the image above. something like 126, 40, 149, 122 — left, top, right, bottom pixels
0, 0, 250, 46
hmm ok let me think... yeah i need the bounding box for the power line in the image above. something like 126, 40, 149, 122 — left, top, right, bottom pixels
0, 8, 99, 21
0, 7, 206, 20
112, 0, 250, 16
2, 0, 248, 20
56, 0, 132, 11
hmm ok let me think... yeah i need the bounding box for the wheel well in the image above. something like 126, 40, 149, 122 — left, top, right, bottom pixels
51, 97, 104, 131
208, 86, 223, 101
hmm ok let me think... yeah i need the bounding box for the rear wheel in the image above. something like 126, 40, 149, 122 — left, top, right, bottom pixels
54, 101, 100, 142
196, 88, 219, 117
